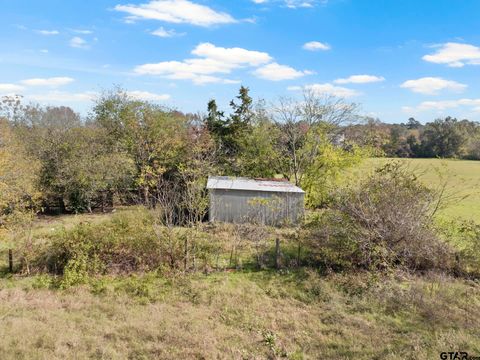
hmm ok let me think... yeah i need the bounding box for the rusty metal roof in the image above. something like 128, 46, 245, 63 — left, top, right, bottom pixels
207, 176, 305, 193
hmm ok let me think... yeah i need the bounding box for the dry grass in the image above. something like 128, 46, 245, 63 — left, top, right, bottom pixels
0, 271, 479, 359
31, 206, 136, 237
0, 208, 479, 359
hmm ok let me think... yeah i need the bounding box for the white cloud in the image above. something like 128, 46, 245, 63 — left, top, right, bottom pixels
334, 74, 385, 84
459, 98, 480, 112
151, 27, 183, 37
36, 29, 59, 35
69, 36, 89, 49
12, 87, 168, 106
289, 83, 360, 98
252, 0, 322, 7
0, 84, 24, 93
114, 0, 236, 27
400, 77, 467, 95
127, 90, 171, 101
136, 59, 231, 75
40, 49, 49, 54
135, 42, 271, 84
285, 0, 319, 8
253, 63, 309, 81
303, 41, 330, 51
27, 91, 96, 103
403, 98, 480, 113
422, 42, 480, 67
191, 42, 272, 66
135, 59, 240, 84
72, 29, 93, 34
20, 77, 74, 87
135, 42, 306, 84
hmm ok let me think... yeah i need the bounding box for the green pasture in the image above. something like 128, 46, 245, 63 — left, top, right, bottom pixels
351, 158, 480, 223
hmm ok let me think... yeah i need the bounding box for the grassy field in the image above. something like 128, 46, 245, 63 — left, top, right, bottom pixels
351, 158, 480, 222
0, 208, 478, 359
0, 270, 479, 359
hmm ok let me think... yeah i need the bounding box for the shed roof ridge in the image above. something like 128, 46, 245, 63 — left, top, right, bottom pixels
207, 176, 305, 193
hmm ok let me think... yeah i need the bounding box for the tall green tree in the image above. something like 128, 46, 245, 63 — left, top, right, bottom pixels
407, 117, 421, 129
237, 116, 283, 178
275, 91, 359, 186
420, 117, 467, 158
229, 85, 254, 129
205, 99, 227, 143
0, 119, 40, 266
93, 89, 188, 206
204, 86, 256, 175
301, 127, 365, 208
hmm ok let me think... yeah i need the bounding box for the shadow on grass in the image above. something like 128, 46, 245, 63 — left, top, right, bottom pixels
0, 266, 11, 279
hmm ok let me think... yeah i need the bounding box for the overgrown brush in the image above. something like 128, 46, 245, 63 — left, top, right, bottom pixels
23, 209, 226, 286
302, 162, 455, 272
14, 209, 302, 286
13, 161, 479, 286
438, 219, 480, 276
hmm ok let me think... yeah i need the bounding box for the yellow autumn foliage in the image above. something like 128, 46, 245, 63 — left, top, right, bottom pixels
0, 119, 40, 243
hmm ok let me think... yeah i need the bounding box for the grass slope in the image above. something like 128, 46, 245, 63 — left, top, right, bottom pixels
0, 271, 479, 359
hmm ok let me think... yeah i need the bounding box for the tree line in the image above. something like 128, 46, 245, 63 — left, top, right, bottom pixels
0, 87, 363, 222
1, 86, 479, 225
345, 116, 480, 159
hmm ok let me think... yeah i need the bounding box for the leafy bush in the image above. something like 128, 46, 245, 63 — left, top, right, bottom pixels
31, 274, 55, 289
24, 208, 232, 283
301, 210, 360, 271
33, 209, 157, 276
438, 219, 480, 276
28, 209, 192, 280
304, 162, 454, 272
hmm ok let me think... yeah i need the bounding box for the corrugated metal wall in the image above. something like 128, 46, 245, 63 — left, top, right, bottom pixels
209, 189, 304, 226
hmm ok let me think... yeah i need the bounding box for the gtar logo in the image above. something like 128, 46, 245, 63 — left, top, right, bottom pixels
440, 352, 469, 360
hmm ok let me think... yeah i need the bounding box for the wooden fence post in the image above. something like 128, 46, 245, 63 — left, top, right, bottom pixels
8, 249, 13, 273
275, 238, 280, 269
297, 244, 302, 267
184, 237, 188, 271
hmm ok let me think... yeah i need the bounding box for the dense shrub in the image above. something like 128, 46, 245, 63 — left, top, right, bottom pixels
300, 210, 360, 271
33, 209, 159, 280
303, 162, 454, 272
438, 219, 480, 276
25, 209, 194, 283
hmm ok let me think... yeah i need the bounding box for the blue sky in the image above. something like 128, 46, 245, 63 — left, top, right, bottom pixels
0, 0, 479, 123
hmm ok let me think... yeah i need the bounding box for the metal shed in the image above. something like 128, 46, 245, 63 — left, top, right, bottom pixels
207, 176, 305, 226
